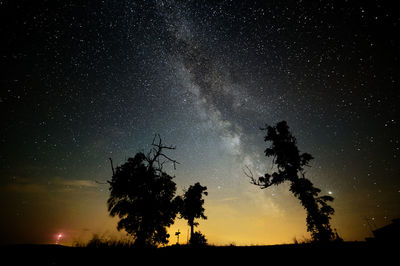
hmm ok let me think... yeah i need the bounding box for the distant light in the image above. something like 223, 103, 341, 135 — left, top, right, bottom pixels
328, 191, 333, 195
55, 233, 63, 244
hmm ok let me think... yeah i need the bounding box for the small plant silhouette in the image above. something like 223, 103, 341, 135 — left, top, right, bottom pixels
248, 121, 338, 242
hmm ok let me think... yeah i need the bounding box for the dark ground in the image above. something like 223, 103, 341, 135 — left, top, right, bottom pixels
2, 242, 398, 265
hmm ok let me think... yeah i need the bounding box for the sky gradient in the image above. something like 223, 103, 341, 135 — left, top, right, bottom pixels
1, 0, 399, 246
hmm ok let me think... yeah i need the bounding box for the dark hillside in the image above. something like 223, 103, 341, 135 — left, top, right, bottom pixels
3, 242, 397, 265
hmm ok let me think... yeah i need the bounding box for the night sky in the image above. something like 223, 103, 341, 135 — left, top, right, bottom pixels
1, 0, 399, 246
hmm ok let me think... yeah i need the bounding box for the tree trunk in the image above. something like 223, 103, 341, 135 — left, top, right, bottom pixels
189, 219, 194, 243
190, 224, 194, 241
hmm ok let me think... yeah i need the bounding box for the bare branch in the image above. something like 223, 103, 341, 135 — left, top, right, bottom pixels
152, 143, 177, 150
243, 165, 254, 179
243, 165, 259, 186
109, 158, 115, 175
152, 134, 176, 150
155, 154, 168, 172
152, 134, 157, 146
159, 153, 180, 169
244, 165, 271, 189
147, 134, 180, 170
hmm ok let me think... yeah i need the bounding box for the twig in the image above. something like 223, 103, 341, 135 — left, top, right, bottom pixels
95, 180, 108, 185
243, 165, 258, 186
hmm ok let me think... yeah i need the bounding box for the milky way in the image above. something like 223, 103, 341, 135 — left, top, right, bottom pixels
1, 0, 399, 245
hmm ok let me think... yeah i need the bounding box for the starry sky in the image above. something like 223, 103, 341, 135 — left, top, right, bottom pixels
1, 0, 399, 246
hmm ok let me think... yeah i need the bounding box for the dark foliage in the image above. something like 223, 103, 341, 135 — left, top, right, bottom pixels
189, 231, 208, 246
107, 135, 180, 247
250, 121, 337, 242
176, 182, 208, 242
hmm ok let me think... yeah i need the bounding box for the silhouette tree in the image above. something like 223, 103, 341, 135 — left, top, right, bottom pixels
248, 121, 337, 242
176, 182, 208, 243
107, 135, 180, 247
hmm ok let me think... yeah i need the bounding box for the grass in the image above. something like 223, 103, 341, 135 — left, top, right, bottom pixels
73, 234, 135, 248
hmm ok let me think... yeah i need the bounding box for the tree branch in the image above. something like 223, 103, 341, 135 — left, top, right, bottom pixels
147, 134, 180, 170
109, 157, 115, 175
159, 153, 180, 169
244, 165, 272, 189
244, 165, 261, 187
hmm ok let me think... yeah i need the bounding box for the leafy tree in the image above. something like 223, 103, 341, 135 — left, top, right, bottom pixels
177, 182, 208, 242
107, 135, 180, 247
248, 121, 337, 242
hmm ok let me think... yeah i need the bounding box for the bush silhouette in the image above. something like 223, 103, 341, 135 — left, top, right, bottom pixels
249, 121, 338, 242
189, 231, 207, 246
